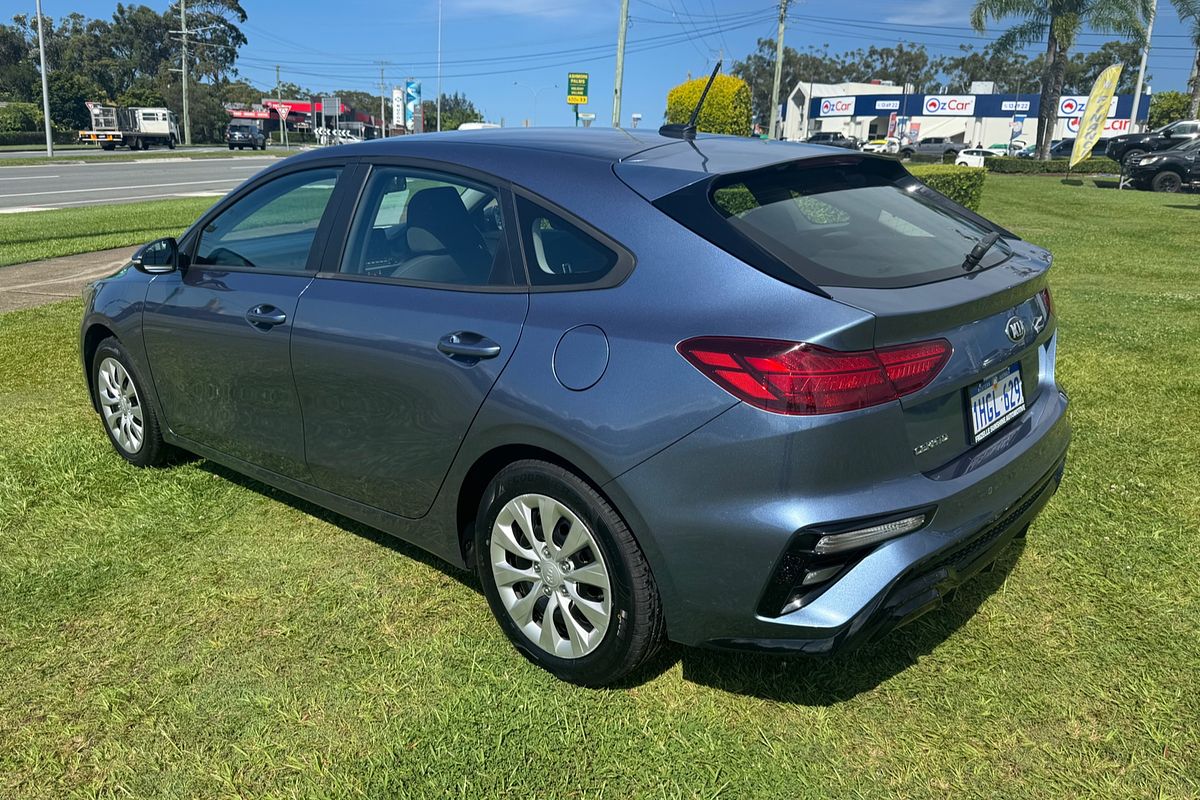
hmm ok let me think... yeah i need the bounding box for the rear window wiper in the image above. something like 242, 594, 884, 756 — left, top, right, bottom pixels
962, 231, 1001, 272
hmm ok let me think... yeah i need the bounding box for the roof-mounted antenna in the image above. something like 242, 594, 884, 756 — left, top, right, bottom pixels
659, 59, 722, 140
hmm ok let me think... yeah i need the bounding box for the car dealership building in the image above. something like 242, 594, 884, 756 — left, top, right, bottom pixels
783, 80, 1152, 146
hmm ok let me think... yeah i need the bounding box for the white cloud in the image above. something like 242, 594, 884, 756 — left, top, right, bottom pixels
883, 0, 971, 25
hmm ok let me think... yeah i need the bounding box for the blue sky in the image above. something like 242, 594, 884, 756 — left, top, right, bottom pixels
13, 0, 1199, 126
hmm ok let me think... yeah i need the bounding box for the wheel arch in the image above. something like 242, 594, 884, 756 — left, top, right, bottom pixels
82, 322, 118, 411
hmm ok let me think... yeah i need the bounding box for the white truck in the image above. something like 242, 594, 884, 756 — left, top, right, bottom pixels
79, 104, 180, 151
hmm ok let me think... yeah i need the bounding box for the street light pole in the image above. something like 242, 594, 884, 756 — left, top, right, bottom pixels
436, 0, 443, 132
35, 0, 53, 157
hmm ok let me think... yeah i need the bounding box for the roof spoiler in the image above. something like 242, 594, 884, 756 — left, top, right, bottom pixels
659, 60, 722, 141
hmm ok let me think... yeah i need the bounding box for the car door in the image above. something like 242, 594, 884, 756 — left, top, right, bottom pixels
290, 162, 528, 519
142, 163, 350, 479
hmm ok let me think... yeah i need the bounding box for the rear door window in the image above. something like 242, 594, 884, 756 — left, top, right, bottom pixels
701, 159, 1010, 288
514, 195, 621, 287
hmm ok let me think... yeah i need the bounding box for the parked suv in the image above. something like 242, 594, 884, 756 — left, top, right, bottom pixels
805, 131, 859, 149
899, 136, 967, 158
1126, 137, 1200, 192
1105, 120, 1200, 166
226, 122, 267, 151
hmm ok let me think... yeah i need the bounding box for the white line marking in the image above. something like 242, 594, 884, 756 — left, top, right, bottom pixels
3, 187, 237, 209
0, 206, 59, 214
0, 178, 241, 199
0, 175, 59, 181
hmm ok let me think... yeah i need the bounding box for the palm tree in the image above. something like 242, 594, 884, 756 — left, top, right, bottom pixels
971, 0, 1149, 159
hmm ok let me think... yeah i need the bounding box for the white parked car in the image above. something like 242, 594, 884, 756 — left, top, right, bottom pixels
955, 148, 997, 167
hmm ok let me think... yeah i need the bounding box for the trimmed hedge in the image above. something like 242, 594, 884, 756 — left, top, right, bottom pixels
908, 164, 986, 211
0, 130, 77, 146
986, 157, 1119, 174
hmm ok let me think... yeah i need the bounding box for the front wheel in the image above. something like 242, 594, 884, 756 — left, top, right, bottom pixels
167, 136, 176, 150
475, 460, 664, 686
92, 338, 171, 467
1151, 170, 1183, 193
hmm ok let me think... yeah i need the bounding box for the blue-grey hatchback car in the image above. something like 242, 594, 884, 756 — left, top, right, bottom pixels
81, 128, 1069, 685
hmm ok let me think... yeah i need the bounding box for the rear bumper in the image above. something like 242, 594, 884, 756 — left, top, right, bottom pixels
706, 455, 1064, 654
608, 374, 1071, 651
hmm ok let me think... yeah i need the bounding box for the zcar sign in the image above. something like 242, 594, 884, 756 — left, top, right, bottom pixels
923, 95, 977, 116
819, 96, 855, 117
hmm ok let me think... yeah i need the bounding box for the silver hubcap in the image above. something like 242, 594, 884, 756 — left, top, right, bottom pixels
490, 493, 612, 659
97, 357, 144, 454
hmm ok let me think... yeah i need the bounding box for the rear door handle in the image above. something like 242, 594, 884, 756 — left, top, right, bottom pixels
246, 304, 287, 328
437, 331, 501, 362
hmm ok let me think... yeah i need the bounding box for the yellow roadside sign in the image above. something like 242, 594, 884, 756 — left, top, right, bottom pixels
1071, 63, 1123, 168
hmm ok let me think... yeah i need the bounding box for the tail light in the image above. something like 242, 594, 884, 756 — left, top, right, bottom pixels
1039, 287, 1054, 317
677, 336, 952, 415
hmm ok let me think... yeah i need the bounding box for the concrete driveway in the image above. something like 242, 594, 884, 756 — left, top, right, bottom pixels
0, 247, 135, 313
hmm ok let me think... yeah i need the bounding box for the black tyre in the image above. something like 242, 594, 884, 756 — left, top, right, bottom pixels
91, 338, 171, 468
1151, 170, 1183, 193
128, 138, 140, 151
100, 143, 115, 151
900, 148, 915, 159
228, 144, 235, 150
1122, 149, 1146, 167
475, 460, 664, 686
167, 136, 176, 150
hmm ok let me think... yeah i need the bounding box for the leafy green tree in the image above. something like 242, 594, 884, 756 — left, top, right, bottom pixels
420, 92, 484, 131
665, 73, 752, 136
937, 44, 1041, 94
971, 0, 1148, 160
0, 101, 42, 131
0, 24, 37, 102
46, 71, 108, 130
1147, 90, 1192, 128
117, 78, 167, 108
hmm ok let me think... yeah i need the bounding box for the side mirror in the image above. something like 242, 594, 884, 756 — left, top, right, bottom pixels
132, 237, 178, 274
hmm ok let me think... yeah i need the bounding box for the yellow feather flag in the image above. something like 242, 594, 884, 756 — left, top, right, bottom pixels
1070, 64, 1124, 168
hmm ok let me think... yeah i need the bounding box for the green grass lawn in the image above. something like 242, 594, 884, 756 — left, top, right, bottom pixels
1, 176, 1198, 798
0, 197, 216, 267
0, 148, 283, 168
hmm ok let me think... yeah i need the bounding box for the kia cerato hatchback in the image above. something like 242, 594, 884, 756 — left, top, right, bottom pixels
81, 129, 1070, 686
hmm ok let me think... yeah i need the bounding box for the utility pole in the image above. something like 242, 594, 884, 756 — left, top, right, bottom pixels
35, 0, 53, 157
377, 62, 388, 138
612, 0, 630, 127
768, 0, 788, 140
275, 64, 288, 149
180, 0, 191, 146
436, 0, 443, 131
1129, 0, 1156, 133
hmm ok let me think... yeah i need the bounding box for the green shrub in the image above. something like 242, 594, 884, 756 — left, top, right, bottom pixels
0, 102, 43, 133
665, 74, 752, 137
0, 130, 76, 146
908, 164, 986, 211
987, 157, 1119, 174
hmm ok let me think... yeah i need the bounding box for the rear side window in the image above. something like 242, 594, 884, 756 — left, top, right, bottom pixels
514, 195, 619, 287
703, 159, 1009, 289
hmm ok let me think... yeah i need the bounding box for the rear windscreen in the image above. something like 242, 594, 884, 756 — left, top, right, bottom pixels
697, 159, 1011, 289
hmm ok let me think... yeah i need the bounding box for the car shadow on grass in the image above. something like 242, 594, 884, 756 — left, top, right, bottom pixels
672, 542, 1026, 704
195, 458, 1023, 700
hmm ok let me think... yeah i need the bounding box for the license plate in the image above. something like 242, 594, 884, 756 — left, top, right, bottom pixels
968, 364, 1025, 443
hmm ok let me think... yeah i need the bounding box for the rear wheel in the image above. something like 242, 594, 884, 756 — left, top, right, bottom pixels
91, 338, 171, 468
475, 460, 664, 686
1151, 170, 1183, 193
900, 148, 915, 159
128, 138, 140, 151
167, 136, 176, 150
100, 143, 115, 151
228, 144, 235, 150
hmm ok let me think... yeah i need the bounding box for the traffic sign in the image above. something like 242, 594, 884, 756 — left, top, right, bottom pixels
567, 72, 589, 105
276, 104, 291, 118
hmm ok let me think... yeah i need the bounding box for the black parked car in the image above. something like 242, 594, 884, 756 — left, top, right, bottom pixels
1105, 120, 1200, 166
1048, 138, 1106, 161
1126, 137, 1200, 192
226, 122, 267, 151
805, 131, 859, 149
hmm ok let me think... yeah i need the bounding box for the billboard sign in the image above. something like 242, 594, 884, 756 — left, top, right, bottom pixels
875, 99, 900, 111
567, 72, 589, 105
818, 96, 855, 116
1001, 100, 1032, 112
392, 88, 404, 127
922, 95, 976, 116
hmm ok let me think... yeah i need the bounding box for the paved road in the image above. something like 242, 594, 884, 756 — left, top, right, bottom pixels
0, 246, 135, 314
0, 155, 281, 212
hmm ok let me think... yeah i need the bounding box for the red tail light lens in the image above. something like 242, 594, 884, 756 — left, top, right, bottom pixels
1039, 287, 1054, 317
677, 336, 952, 415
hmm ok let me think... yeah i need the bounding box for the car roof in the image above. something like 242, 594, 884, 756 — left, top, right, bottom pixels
278, 127, 840, 201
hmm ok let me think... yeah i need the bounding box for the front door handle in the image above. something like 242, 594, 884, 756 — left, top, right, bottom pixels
437, 331, 501, 362
246, 304, 287, 328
